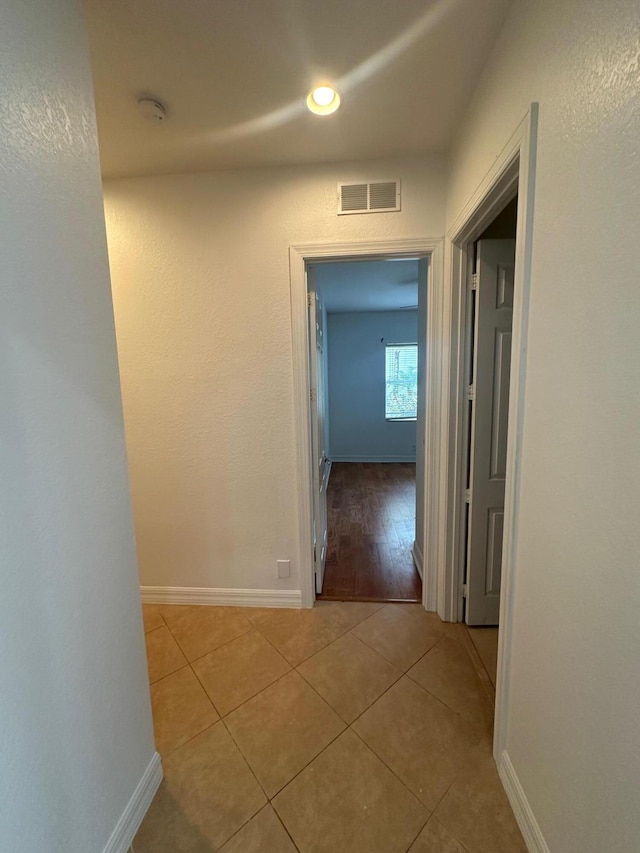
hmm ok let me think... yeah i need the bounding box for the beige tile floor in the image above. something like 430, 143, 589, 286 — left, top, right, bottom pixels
134, 602, 525, 853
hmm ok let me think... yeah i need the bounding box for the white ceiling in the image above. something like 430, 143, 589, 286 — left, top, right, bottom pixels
84, 0, 512, 178
313, 259, 420, 313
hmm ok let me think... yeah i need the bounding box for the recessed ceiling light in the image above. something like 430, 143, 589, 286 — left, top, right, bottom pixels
306, 85, 341, 116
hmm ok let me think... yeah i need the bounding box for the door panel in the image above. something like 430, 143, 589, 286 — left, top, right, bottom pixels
465, 239, 515, 625
307, 269, 328, 594
485, 508, 504, 595
490, 328, 512, 479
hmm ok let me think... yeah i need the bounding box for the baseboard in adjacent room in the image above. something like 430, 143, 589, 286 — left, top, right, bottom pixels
102, 751, 162, 853
330, 455, 417, 463
498, 750, 549, 853
140, 586, 303, 608
411, 540, 424, 580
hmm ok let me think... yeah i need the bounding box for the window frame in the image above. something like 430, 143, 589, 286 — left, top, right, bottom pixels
384, 341, 418, 422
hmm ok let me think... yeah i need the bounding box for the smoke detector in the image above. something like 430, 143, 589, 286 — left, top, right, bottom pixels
137, 97, 167, 122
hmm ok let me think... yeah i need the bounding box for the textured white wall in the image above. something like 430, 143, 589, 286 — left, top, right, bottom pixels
446, 1, 640, 850
0, 1, 155, 851
103, 158, 446, 592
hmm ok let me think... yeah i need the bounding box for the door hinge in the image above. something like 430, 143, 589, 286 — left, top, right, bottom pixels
307, 292, 313, 308
466, 384, 475, 401
471, 273, 478, 291
310, 388, 317, 403
462, 583, 468, 598
464, 488, 471, 504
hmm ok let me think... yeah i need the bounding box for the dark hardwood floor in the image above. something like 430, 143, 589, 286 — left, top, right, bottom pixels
317, 462, 422, 603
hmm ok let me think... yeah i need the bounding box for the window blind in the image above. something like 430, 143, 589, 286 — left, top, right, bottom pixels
385, 343, 418, 419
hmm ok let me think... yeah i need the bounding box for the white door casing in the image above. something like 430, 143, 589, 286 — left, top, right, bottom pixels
445, 105, 538, 772
465, 239, 515, 625
307, 273, 329, 594
290, 238, 443, 610
413, 257, 429, 580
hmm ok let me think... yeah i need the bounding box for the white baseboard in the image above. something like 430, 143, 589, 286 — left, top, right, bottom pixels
411, 541, 424, 580
330, 455, 417, 463
140, 586, 303, 608
102, 752, 162, 853
498, 750, 549, 853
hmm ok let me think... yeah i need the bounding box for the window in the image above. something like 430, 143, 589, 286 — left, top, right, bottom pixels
385, 343, 418, 420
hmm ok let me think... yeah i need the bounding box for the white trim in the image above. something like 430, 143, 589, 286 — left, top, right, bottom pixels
498, 751, 550, 853
330, 455, 417, 463
290, 238, 444, 611
102, 752, 162, 853
324, 457, 333, 488
411, 541, 424, 580
140, 586, 302, 608
443, 105, 539, 764
423, 239, 446, 614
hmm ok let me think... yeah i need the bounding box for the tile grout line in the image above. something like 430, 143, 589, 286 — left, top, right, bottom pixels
245, 615, 309, 666
216, 673, 349, 811
219, 712, 271, 802
156, 717, 220, 761
220, 666, 294, 720
461, 625, 497, 701
342, 671, 488, 827
186, 623, 289, 671
216, 663, 349, 800
403, 667, 493, 733
293, 632, 405, 726
347, 724, 433, 819
402, 630, 495, 726
152, 600, 389, 669
271, 804, 303, 853
248, 603, 386, 667
214, 803, 303, 853
347, 623, 445, 673
349, 701, 484, 846
188, 658, 224, 719
293, 664, 362, 728
403, 811, 432, 852
417, 814, 474, 853
159, 613, 254, 666
268, 721, 348, 801
143, 603, 505, 852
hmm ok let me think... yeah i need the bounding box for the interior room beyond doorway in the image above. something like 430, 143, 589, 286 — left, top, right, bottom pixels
319, 461, 420, 602
309, 258, 424, 604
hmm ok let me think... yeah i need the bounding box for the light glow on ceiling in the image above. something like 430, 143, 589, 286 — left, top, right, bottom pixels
306, 85, 341, 115
195, 0, 458, 145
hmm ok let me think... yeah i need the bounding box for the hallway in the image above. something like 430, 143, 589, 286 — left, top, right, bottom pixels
318, 463, 422, 602
136, 601, 523, 852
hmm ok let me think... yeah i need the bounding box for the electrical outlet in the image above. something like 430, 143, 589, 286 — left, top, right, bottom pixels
277, 559, 290, 579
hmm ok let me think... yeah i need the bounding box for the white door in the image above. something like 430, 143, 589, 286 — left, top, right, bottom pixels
465, 239, 515, 625
308, 272, 329, 594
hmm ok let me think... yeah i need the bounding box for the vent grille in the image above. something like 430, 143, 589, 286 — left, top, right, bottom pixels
338, 179, 401, 215
369, 181, 398, 210
340, 183, 368, 212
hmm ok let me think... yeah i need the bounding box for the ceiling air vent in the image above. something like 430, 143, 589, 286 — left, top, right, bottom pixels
337, 180, 401, 215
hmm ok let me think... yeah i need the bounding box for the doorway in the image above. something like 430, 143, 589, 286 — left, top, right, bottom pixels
462, 196, 517, 627
444, 105, 538, 764
460, 196, 518, 688
307, 258, 424, 603
289, 238, 443, 611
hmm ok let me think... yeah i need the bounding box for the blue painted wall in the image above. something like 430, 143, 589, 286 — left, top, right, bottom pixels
327, 311, 418, 461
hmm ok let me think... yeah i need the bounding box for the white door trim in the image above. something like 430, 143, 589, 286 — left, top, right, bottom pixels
444, 104, 539, 761
289, 238, 444, 610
